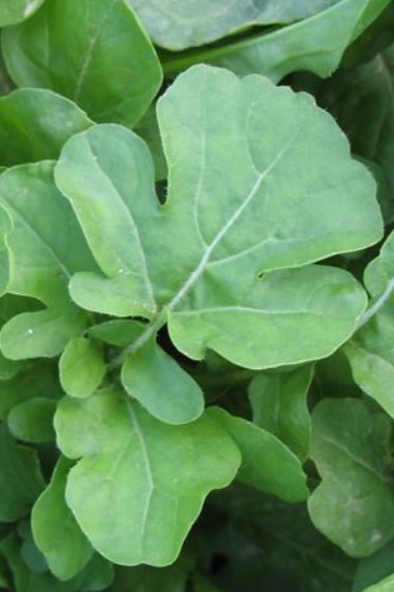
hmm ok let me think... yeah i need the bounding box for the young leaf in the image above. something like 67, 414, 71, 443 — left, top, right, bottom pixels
164, 0, 391, 82
248, 365, 313, 461
0, 162, 98, 359
32, 457, 94, 581
308, 398, 394, 557
362, 576, 394, 592
122, 334, 204, 424
208, 407, 308, 503
2, 0, 163, 128
8, 398, 57, 443
0, 0, 45, 27
0, 424, 45, 522
59, 338, 106, 399
344, 230, 394, 417
55, 66, 380, 370
89, 319, 146, 347
129, 0, 342, 50
0, 89, 93, 168
354, 541, 394, 592
55, 388, 241, 566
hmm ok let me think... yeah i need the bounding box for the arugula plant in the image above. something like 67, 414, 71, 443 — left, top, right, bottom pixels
0, 0, 393, 591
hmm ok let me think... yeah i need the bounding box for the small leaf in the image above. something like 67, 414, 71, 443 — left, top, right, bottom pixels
60, 338, 106, 399
248, 365, 313, 461
55, 388, 241, 566
32, 457, 93, 581
362, 576, 394, 592
89, 319, 145, 347
0, 424, 45, 522
8, 398, 57, 443
308, 398, 394, 557
0, 89, 93, 168
208, 407, 308, 503
121, 334, 204, 424
2, 0, 163, 128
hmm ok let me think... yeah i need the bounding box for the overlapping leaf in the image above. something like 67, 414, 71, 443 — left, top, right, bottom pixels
0, 162, 99, 359
55, 388, 241, 566
0, 0, 45, 27
2, 0, 163, 128
308, 398, 394, 557
55, 65, 381, 377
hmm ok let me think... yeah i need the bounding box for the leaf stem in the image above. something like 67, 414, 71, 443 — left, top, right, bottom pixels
356, 276, 394, 330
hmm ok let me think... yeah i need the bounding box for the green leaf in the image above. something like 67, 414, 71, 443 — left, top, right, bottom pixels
89, 319, 145, 347
248, 365, 313, 461
0, 361, 60, 419
0, 89, 93, 168
8, 398, 57, 443
0, 161, 98, 359
208, 407, 308, 503
32, 457, 93, 581
135, 105, 168, 182
108, 554, 192, 592
353, 541, 394, 592
2, 0, 163, 128
129, 0, 342, 50
362, 576, 394, 592
344, 230, 394, 417
121, 334, 204, 424
163, 0, 391, 82
59, 338, 106, 399
55, 388, 241, 566
320, 43, 394, 209
55, 66, 380, 370
308, 398, 394, 557
0, 0, 45, 27
0, 424, 45, 522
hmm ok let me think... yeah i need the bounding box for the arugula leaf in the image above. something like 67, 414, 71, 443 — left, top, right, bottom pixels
0, 161, 98, 359
344, 230, 394, 417
121, 334, 205, 424
308, 398, 394, 557
163, 0, 391, 81
8, 398, 57, 443
129, 0, 342, 51
54, 388, 241, 566
60, 338, 106, 399
0, 89, 93, 168
2, 0, 163, 128
0, 0, 45, 27
208, 407, 308, 503
0, 424, 45, 522
55, 65, 381, 371
353, 541, 394, 592
248, 365, 313, 461
361, 576, 394, 592
32, 457, 93, 581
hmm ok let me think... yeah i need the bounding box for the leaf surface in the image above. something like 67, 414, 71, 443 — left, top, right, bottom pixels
308, 398, 394, 557
0, 0, 45, 27
60, 338, 106, 399
8, 398, 57, 443
2, 0, 163, 128
55, 388, 241, 566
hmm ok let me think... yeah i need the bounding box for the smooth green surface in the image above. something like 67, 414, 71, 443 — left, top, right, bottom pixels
55, 388, 241, 566
0, 0, 45, 27
8, 398, 57, 443
163, 0, 391, 82
0, 162, 97, 359
55, 66, 381, 370
33, 457, 93, 581
60, 338, 106, 399
0, 424, 45, 522
2, 0, 163, 128
248, 365, 313, 461
0, 89, 93, 167
345, 231, 394, 417
122, 335, 204, 424
129, 0, 341, 50
308, 399, 394, 557
362, 576, 394, 592
209, 407, 308, 503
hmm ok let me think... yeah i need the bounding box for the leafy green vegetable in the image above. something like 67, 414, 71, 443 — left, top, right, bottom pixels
0, 0, 45, 27
163, 0, 391, 81
129, 0, 342, 50
55, 388, 241, 566
8, 398, 57, 443
2, 0, 163, 128
362, 576, 394, 592
309, 398, 394, 557
60, 338, 106, 399
248, 365, 313, 461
